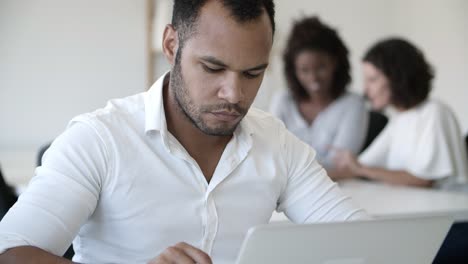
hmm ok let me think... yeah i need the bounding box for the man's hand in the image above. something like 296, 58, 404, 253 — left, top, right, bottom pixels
148, 242, 212, 264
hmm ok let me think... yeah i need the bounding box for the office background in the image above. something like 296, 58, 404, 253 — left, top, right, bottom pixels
1, 0, 467, 186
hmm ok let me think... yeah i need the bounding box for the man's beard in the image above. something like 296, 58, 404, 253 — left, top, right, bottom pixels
170, 52, 247, 136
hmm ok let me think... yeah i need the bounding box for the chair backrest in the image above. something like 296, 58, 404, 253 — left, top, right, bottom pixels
465, 134, 468, 159
0, 166, 18, 219
37, 142, 52, 166
360, 111, 388, 152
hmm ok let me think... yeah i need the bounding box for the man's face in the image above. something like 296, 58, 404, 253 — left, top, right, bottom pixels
169, 1, 273, 136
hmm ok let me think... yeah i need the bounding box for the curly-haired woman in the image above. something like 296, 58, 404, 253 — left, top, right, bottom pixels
334, 38, 468, 189
270, 16, 368, 170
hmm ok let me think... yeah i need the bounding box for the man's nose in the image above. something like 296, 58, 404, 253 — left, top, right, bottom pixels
218, 73, 244, 104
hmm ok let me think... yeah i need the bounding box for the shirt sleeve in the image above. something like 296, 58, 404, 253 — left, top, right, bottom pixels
276, 127, 369, 223
407, 105, 458, 179
323, 96, 369, 167
0, 119, 109, 256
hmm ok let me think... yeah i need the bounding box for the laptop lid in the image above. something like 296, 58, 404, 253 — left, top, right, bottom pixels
235, 215, 453, 264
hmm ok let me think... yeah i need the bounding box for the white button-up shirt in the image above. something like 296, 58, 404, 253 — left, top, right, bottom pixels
0, 73, 366, 264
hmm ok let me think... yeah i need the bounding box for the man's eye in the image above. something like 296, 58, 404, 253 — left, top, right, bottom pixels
244, 71, 262, 79
202, 64, 223, 73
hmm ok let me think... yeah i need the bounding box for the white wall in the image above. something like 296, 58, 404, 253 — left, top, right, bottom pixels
1, 0, 467, 185
256, 0, 468, 135
0, 0, 147, 184
390, 0, 468, 134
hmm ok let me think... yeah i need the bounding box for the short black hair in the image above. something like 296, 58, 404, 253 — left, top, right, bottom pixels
171, 0, 275, 49
363, 38, 434, 109
283, 16, 351, 101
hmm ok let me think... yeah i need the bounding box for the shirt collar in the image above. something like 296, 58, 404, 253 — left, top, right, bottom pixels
144, 71, 170, 133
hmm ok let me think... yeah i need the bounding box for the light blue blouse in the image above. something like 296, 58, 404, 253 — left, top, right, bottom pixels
270, 90, 369, 169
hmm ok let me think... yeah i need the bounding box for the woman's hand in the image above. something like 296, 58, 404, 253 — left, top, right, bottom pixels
333, 149, 362, 178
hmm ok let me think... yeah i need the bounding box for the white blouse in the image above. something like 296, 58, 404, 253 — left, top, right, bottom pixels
270, 90, 369, 169
359, 99, 468, 189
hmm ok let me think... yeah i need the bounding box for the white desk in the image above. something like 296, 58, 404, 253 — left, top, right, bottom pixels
271, 179, 468, 222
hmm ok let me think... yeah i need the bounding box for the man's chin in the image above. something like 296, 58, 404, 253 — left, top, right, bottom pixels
198, 122, 239, 136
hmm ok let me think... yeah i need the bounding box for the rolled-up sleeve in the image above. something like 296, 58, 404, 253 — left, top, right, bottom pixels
0, 119, 108, 256
276, 128, 369, 223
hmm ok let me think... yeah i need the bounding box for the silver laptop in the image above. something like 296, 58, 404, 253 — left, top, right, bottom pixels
235, 215, 453, 264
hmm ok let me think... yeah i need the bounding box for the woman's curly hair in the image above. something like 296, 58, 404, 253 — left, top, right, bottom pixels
283, 16, 351, 101
363, 38, 434, 109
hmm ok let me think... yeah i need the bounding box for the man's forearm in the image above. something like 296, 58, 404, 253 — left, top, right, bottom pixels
0, 246, 74, 264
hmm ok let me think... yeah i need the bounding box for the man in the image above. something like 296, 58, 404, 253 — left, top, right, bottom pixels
0, 1, 367, 263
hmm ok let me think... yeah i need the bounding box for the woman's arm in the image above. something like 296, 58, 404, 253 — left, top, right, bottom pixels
330, 96, 369, 155
333, 150, 433, 187
356, 166, 433, 187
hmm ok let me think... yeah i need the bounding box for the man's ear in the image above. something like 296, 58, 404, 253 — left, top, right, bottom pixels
162, 24, 179, 65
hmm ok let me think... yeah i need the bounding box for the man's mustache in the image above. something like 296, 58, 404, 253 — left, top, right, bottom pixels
201, 103, 247, 115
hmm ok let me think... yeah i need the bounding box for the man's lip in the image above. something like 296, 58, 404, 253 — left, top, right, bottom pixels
211, 110, 241, 116
210, 111, 241, 121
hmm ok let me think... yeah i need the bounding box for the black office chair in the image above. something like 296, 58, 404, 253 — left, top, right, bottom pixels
37, 142, 75, 260
465, 134, 468, 159
0, 166, 18, 220
37, 142, 52, 166
360, 111, 388, 153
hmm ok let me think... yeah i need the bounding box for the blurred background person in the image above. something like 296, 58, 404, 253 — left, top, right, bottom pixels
334, 38, 468, 190
270, 16, 368, 170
